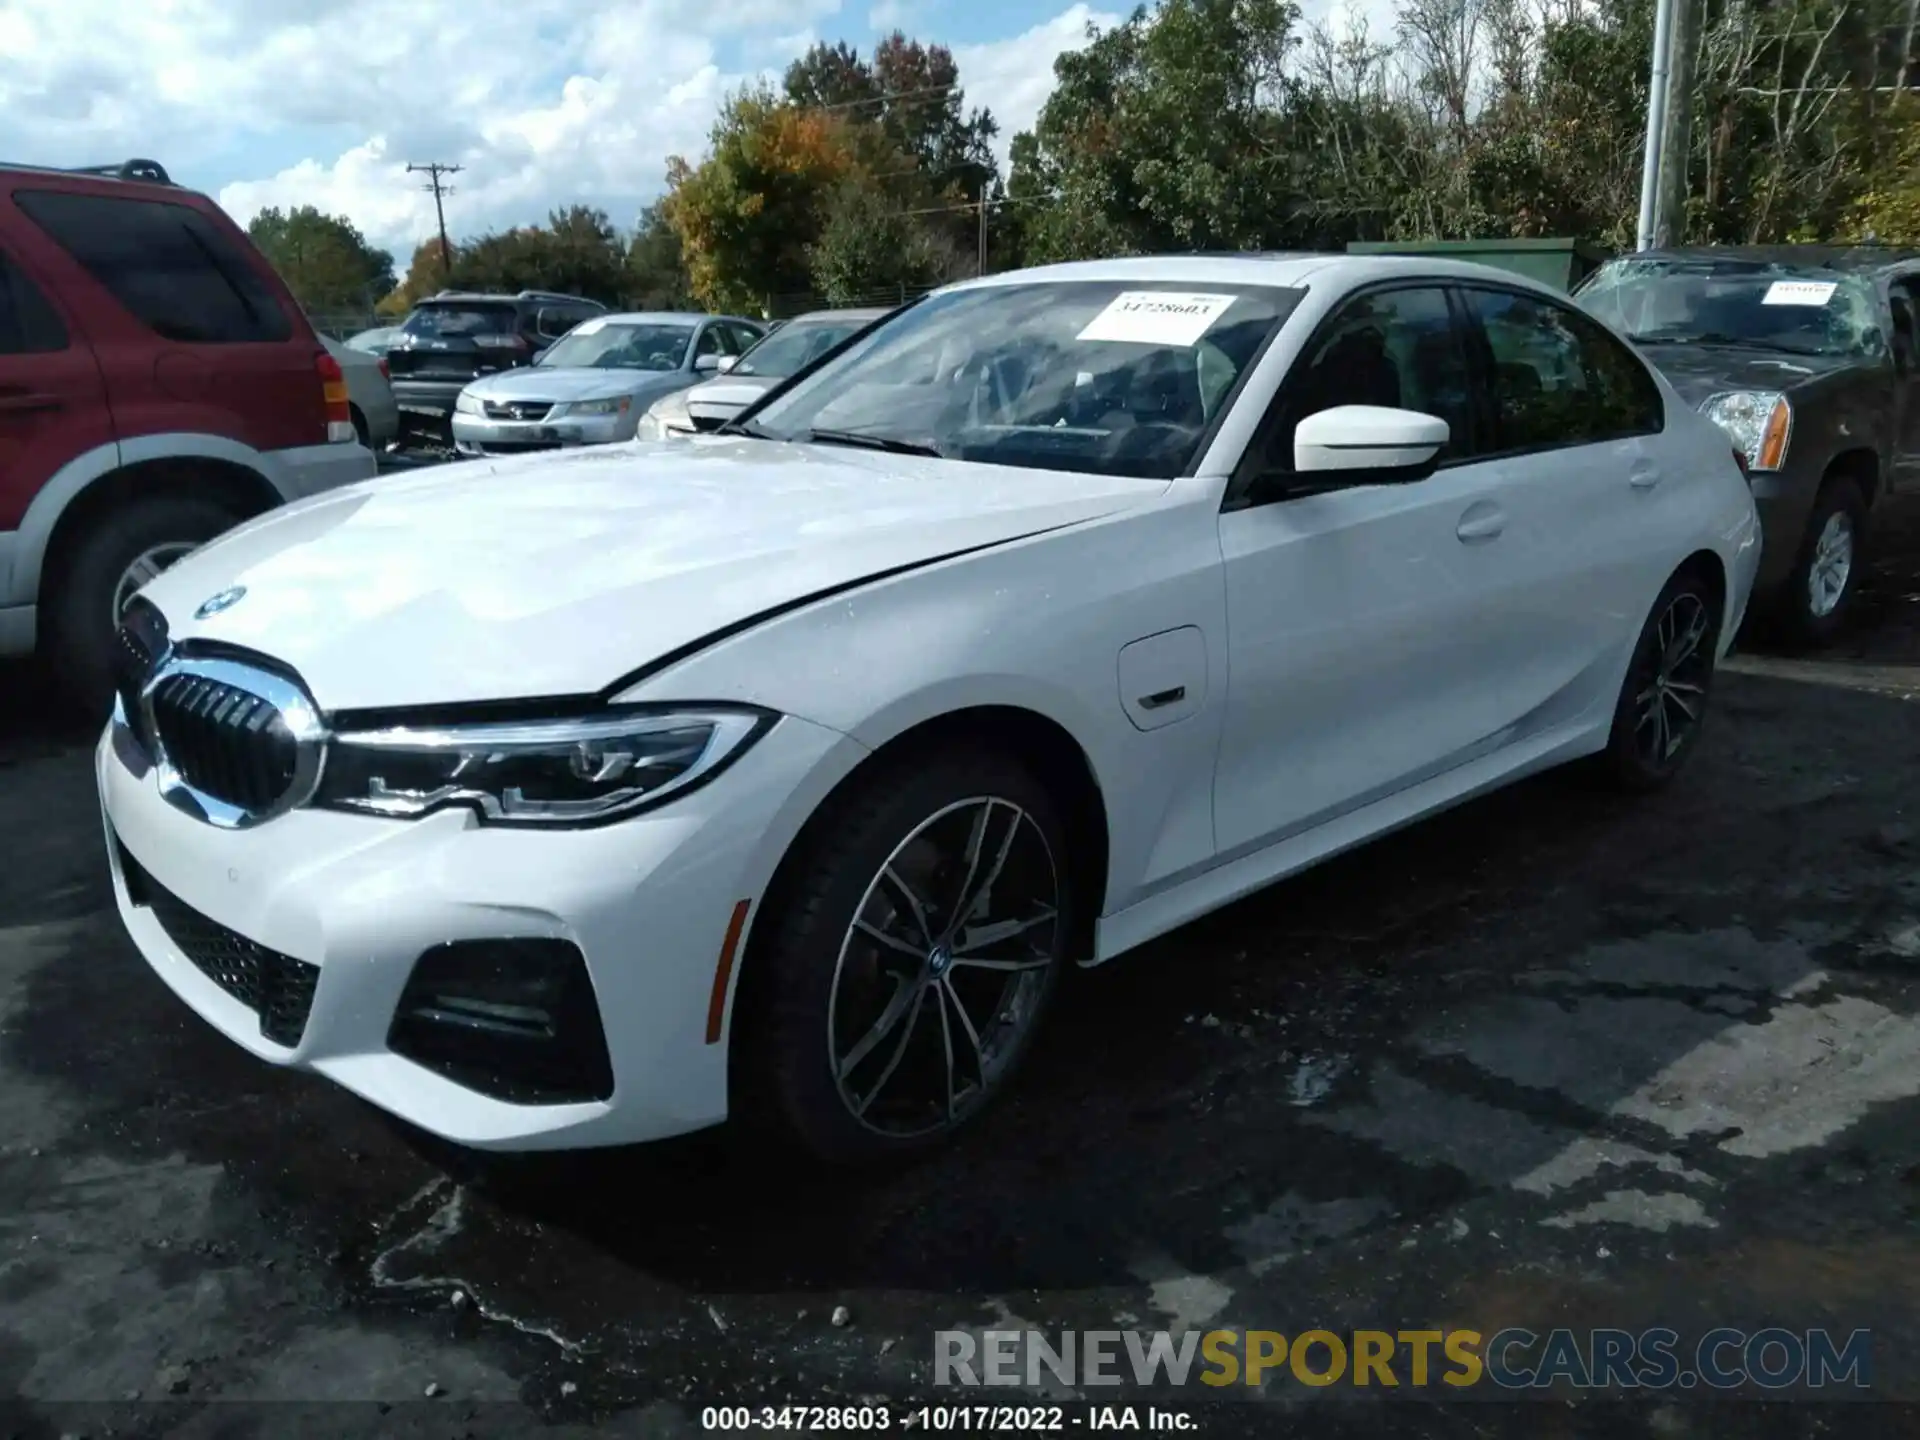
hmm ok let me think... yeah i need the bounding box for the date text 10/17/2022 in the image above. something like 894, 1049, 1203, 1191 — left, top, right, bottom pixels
700, 1406, 1196, 1431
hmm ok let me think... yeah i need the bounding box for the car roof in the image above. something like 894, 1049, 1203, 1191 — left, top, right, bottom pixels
1627, 245, 1920, 274
589, 311, 747, 326
943, 251, 1570, 296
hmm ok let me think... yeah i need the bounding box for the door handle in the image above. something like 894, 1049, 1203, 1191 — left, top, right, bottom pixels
1137, 685, 1186, 710
1629, 463, 1661, 490
1456, 508, 1506, 542
0, 391, 63, 415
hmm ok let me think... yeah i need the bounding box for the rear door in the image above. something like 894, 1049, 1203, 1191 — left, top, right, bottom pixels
1452, 283, 1678, 734
0, 239, 114, 540
9, 186, 322, 453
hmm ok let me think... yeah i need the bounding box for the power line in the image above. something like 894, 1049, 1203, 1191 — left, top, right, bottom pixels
407, 162, 462, 277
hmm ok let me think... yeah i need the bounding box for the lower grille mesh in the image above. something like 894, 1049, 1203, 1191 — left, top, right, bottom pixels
117, 838, 320, 1048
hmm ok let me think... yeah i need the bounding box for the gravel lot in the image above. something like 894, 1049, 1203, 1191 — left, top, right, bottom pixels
4, 500, 1920, 1437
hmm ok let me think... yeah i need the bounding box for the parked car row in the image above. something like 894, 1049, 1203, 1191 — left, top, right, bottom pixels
5, 152, 1913, 1171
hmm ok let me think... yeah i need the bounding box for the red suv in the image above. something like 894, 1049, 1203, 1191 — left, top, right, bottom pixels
0, 158, 376, 713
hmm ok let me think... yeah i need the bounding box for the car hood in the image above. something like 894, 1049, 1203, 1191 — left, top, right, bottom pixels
684, 375, 779, 413
1634, 342, 1857, 407
466, 367, 687, 404
139, 441, 1168, 712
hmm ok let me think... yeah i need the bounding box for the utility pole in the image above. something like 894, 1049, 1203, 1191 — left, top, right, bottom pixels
1650, 0, 1700, 248
977, 181, 989, 277
1634, 0, 1676, 251
408, 162, 462, 277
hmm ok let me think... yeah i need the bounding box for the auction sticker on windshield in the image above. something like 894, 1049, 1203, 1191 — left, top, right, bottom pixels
1762, 280, 1837, 306
1078, 292, 1238, 346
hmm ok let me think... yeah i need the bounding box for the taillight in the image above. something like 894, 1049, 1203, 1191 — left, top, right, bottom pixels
317, 350, 354, 444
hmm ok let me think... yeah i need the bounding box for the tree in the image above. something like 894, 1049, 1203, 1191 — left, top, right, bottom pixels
626, 202, 696, 308
1009, 0, 1307, 263
807, 183, 944, 303
785, 35, 1002, 262
663, 86, 874, 310
377, 240, 452, 316
247, 206, 395, 314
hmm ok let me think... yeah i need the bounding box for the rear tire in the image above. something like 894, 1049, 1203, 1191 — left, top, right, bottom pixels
1593, 567, 1722, 794
1778, 475, 1867, 650
736, 746, 1076, 1168
44, 495, 239, 719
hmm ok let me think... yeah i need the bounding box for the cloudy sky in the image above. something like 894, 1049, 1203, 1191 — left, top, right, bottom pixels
0, 0, 1376, 263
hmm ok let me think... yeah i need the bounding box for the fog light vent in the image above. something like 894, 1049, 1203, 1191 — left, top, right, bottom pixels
387, 939, 614, 1105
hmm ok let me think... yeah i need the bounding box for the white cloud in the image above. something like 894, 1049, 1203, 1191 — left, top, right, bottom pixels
2, 0, 1112, 262
955, 4, 1123, 167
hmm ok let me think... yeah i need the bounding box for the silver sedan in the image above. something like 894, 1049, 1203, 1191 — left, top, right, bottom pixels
451, 311, 765, 457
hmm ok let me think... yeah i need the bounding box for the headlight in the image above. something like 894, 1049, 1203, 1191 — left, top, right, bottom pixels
314, 707, 775, 826
1700, 391, 1792, 472
560, 396, 632, 418
454, 389, 485, 416
638, 391, 694, 440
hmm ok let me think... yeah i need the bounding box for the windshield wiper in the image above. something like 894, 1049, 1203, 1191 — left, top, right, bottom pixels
794, 427, 944, 458
1629, 330, 1827, 356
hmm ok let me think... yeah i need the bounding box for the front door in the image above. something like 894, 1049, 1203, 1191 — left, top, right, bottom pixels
1212, 283, 1523, 858
1888, 276, 1920, 491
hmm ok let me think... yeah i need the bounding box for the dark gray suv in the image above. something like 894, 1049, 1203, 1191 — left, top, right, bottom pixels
386, 289, 607, 421
1578, 247, 1920, 646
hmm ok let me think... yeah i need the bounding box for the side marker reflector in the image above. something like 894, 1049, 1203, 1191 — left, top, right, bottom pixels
705, 899, 752, 1044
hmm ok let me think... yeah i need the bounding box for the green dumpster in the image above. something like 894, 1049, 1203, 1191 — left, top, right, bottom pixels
1343, 238, 1611, 293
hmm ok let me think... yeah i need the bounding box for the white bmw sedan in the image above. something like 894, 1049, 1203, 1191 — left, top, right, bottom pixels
99, 255, 1760, 1166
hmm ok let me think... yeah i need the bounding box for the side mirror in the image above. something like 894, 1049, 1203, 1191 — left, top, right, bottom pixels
716, 355, 739, 373
694, 352, 723, 374
1294, 405, 1448, 483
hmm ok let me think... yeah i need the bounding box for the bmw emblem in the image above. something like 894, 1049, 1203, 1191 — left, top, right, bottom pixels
194, 586, 247, 619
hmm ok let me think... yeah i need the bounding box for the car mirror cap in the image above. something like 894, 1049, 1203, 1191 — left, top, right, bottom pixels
1294, 404, 1447, 479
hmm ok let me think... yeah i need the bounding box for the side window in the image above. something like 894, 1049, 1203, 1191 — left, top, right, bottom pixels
0, 249, 69, 355
14, 190, 292, 345
1463, 288, 1662, 451
1251, 286, 1473, 476
1890, 280, 1920, 374
734, 322, 767, 353
696, 325, 730, 357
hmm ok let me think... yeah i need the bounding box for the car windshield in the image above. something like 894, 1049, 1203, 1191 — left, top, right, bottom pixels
538, 320, 694, 371
742, 281, 1303, 479
733, 318, 873, 378
401, 303, 516, 338
1575, 259, 1886, 358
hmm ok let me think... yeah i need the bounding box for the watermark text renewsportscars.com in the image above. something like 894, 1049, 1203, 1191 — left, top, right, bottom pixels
934, 1327, 1873, 1392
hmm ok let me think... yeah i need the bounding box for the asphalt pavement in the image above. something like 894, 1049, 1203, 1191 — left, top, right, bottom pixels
4, 501, 1920, 1437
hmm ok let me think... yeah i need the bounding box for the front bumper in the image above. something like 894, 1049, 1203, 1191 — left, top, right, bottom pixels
98, 709, 863, 1151
451, 410, 629, 457
1749, 468, 1821, 591
389, 379, 467, 417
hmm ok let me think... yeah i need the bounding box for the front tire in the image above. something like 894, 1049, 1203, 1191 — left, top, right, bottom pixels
739, 747, 1075, 1167
1778, 475, 1866, 650
1594, 567, 1722, 793
44, 495, 239, 719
